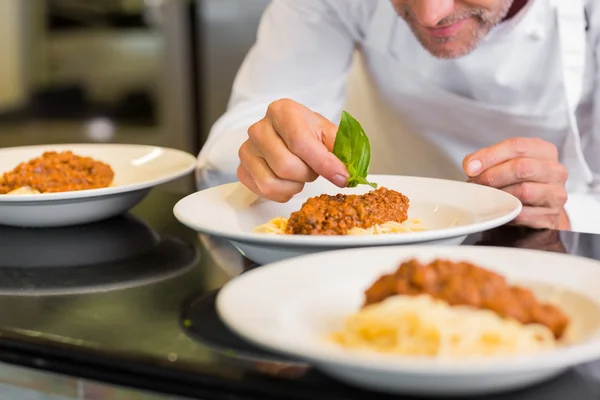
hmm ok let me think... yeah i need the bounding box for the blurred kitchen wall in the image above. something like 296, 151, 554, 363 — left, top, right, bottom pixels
0, 0, 275, 157
196, 0, 270, 142
0, 0, 29, 113
0, 0, 195, 154
0, 0, 205, 192
0, 0, 458, 189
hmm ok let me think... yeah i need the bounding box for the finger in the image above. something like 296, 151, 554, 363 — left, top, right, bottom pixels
314, 112, 339, 151
469, 159, 568, 188
238, 142, 304, 202
463, 138, 559, 177
511, 206, 561, 230
248, 118, 318, 183
266, 99, 348, 187
501, 182, 568, 208
236, 164, 262, 197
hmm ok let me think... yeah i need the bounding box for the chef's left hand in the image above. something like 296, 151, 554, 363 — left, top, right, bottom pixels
463, 138, 570, 230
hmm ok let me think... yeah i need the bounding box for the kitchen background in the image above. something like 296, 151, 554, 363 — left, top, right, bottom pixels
0, 2, 273, 398
0, 0, 461, 193
0, 2, 468, 398
0, 0, 270, 157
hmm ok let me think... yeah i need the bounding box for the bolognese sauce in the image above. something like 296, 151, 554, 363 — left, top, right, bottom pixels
0, 151, 114, 194
285, 187, 410, 235
364, 259, 570, 339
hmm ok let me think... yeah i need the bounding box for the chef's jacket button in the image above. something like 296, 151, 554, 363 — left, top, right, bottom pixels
527, 27, 544, 40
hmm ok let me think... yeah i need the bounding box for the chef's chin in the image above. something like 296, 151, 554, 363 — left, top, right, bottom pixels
414, 21, 492, 59
422, 39, 480, 59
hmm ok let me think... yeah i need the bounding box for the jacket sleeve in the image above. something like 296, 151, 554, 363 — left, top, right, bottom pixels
564, 1, 600, 235
196, 0, 359, 189
590, 2, 600, 192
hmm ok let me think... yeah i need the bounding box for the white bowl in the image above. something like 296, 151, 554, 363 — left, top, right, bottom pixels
0, 143, 197, 227
217, 245, 600, 397
174, 175, 522, 264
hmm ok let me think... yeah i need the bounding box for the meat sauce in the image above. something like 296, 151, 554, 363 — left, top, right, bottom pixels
0, 151, 114, 194
364, 259, 570, 339
285, 187, 410, 235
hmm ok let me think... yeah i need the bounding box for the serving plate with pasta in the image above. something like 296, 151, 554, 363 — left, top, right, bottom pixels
216, 245, 600, 396
174, 174, 522, 264
0, 144, 196, 227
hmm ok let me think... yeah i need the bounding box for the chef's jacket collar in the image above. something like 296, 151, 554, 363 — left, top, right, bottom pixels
483, 0, 547, 42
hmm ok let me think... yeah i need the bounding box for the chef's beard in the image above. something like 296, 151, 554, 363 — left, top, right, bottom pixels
394, 0, 514, 59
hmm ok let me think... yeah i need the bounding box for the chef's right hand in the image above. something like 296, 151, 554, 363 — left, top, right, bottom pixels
237, 99, 349, 202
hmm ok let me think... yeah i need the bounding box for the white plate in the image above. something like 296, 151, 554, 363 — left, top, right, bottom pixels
0, 144, 196, 227
217, 245, 600, 396
174, 175, 522, 264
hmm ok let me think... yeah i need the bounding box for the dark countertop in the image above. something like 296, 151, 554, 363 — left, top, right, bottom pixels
0, 189, 600, 400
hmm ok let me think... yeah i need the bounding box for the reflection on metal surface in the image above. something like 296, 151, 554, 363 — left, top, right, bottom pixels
0, 214, 198, 295
0, 192, 239, 386
473, 226, 567, 254
199, 233, 245, 278
0, 328, 101, 349
180, 290, 310, 379
0, 214, 160, 268
0, 192, 598, 399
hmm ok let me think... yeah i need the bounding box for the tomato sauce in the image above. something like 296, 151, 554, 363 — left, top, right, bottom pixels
0, 151, 114, 194
285, 187, 410, 235
364, 259, 569, 339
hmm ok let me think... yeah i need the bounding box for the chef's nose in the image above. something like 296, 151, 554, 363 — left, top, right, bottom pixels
412, 0, 455, 27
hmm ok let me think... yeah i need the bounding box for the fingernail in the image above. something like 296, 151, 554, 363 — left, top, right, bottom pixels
332, 174, 347, 187
467, 160, 482, 176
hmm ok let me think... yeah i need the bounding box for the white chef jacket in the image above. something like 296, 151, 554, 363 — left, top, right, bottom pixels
197, 0, 600, 236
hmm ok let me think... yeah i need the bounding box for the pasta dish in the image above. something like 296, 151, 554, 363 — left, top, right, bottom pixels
0, 151, 114, 195
330, 259, 569, 358
254, 187, 424, 235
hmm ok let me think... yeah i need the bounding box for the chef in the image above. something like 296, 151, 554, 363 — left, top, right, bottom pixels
197, 0, 600, 234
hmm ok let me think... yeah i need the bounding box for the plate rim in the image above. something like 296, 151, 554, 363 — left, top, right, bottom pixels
173, 175, 523, 246
216, 245, 600, 375
0, 143, 197, 202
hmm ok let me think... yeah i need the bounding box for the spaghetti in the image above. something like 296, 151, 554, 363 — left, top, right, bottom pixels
254, 217, 425, 235
6, 186, 40, 195
330, 294, 557, 358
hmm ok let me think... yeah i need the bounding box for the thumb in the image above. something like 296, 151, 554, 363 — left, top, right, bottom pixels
315, 112, 339, 152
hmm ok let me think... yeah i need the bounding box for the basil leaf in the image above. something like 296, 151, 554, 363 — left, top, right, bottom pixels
349, 176, 377, 189
332, 111, 377, 188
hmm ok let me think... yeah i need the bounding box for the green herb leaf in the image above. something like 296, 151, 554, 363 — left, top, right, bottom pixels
349, 176, 377, 188
224, 349, 237, 357
332, 111, 377, 188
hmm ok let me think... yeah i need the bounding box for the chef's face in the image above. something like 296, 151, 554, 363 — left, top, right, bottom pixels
390, 0, 514, 59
